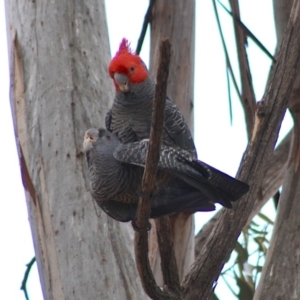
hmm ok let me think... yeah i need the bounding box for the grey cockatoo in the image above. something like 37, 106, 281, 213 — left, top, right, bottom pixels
83, 128, 249, 222
106, 38, 197, 158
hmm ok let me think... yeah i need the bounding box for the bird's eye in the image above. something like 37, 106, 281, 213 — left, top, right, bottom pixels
130, 66, 135, 72
106, 135, 111, 140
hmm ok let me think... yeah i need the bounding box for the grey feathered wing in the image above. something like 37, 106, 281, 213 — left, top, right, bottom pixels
113, 140, 249, 209
163, 98, 197, 157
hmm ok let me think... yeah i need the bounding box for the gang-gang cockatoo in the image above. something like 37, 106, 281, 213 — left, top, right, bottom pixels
106, 38, 197, 158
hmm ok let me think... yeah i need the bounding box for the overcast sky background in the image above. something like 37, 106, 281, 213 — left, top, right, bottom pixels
0, 0, 292, 299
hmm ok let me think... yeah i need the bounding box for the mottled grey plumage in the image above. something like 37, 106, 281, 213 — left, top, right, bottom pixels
83, 128, 249, 222
107, 50, 197, 157
106, 79, 196, 156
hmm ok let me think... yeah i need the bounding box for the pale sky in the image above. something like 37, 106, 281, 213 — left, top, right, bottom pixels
0, 1, 292, 299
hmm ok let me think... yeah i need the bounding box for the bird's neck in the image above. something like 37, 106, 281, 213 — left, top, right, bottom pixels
115, 77, 155, 107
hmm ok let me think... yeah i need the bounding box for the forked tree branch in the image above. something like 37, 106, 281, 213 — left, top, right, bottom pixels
195, 130, 291, 257
133, 39, 181, 300
195, 0, 292, 259
182, 2, 300, 298
195, 0, 292, 262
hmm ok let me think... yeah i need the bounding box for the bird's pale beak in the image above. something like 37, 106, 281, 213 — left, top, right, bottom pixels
114, 72, 130, 92
83, 129, 98, 152
83, 138, 92, 152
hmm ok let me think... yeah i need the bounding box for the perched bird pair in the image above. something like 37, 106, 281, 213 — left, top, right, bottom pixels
83, 38, 249, 222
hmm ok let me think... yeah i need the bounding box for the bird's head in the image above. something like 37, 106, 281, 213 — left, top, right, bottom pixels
108, 38, 149, 93
83, 128, 99, 153
83, 128, 118, 153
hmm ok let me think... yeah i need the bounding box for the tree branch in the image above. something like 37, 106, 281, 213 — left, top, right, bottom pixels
133, 39, 180, 300
149, 0, 196, 284
253, 1, 300, 297
217, 0, 275, 62
155, 217, 181, 294
136, 0, 156, 55
182, 2, 300, 298
20, 257, 36, 300
194, 130, 291, 257
229, 0, 256, 137
254, 44, 300, 300
212, 0, 243, 121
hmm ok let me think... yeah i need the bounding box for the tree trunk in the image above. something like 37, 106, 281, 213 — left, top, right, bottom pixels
149, 0, 196, 284
5, 1, 145, 299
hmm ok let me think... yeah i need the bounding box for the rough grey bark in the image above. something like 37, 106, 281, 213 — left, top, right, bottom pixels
273, 0, 300, 101
254, 97, 300, 299
253, 0, 300, 298
5, 1, 145, 299
149, 0, 196, 284
273, 0, 294, 45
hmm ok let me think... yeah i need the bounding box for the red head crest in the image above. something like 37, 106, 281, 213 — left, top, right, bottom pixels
108, 38, 149, 88
118, 38, 133, 54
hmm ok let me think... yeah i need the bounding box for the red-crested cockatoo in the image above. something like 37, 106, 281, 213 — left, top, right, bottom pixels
106, 38, 197, 158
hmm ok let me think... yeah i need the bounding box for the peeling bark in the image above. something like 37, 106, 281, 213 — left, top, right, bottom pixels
5, 1, 145, 299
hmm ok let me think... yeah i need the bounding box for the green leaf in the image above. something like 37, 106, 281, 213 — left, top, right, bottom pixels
257, 212, 274, 225
212, 0, 242, 121
248, 226, 265, 234
226, 67, 233, 125
250, 220, 260, 227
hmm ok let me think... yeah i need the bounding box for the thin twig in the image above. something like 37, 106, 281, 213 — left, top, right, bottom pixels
229, 0, 256, 138
133, 39, 180, 300
217, 0, 276, 62
134, 39, 171, 230
20, 256, 36, 300
226, 67, 233, 124
136, 0, 156, 55
212, 0, 242, 120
